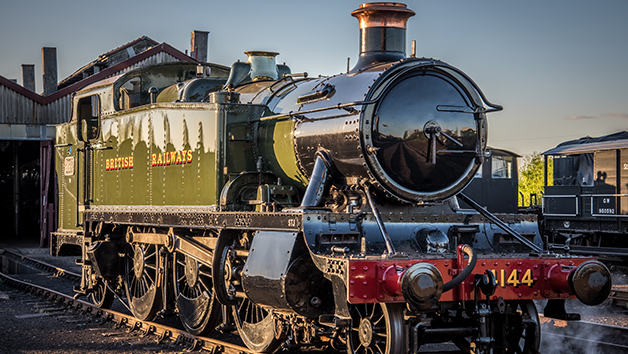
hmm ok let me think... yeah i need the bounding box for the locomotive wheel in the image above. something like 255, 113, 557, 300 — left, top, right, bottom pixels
504, 300, 540, 354
213, 231, 239, 306
90, 279, 114, 309
233, 298, 282, 353
346, 303, 405, 354
124, 242, 163, 321
173, 252, 221, 335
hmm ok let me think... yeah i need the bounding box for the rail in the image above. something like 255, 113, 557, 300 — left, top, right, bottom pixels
541, 315, 628, 353
0, 257, 254, 354
0, 249, 81, 282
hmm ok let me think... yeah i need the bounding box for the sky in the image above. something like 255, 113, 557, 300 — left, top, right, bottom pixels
1, 0, 627, 156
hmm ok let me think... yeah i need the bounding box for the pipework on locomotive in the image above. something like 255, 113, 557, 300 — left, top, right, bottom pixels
51, 3, 612, 354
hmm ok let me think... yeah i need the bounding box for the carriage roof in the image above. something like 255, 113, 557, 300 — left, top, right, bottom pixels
542, 131, 628, 155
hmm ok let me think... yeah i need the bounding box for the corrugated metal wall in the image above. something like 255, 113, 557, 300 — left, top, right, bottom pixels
1, 52, 182, 126
41, 96, 72, 124
0, 85, 42, 124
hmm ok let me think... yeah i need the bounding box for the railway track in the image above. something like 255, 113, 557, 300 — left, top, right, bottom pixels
609, 285, 628, 309
0, 248, 81, 282
3, 248, 628, 354
541, 316, 628, 353
0, 249, 254, 354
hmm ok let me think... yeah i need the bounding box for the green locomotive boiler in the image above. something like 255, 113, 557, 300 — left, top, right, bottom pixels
52, 3, 612, 354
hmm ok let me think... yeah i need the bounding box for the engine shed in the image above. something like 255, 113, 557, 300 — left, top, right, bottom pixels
0, 33, 207, 247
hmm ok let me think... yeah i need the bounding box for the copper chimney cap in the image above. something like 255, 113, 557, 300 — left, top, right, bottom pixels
351, 2, 415, 30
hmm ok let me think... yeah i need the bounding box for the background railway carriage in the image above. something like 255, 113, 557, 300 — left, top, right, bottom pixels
542, 131, 628, 263
50, 3, 612, 354
461, 147, 521, 214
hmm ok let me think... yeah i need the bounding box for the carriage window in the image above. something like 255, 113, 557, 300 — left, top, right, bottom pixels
118, 77, 142, 110
579, 153, 594, 186
77, 95, 100, 141
553, 155, 581, 186
491, 155, 512, 179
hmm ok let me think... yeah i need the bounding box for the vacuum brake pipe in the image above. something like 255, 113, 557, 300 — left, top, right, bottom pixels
443, 244, 476, 292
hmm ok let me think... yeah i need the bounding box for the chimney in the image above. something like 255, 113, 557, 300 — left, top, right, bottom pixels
245, 51, 279, 81
191, 30, 209, 62
21, 64, 35, 91
351, 2, 415, 70
42, 47, 58, 96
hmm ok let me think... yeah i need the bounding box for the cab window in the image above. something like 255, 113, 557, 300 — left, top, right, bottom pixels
491, 155, 512, 179
77, 95, 100, 141
118, 77, 142, 110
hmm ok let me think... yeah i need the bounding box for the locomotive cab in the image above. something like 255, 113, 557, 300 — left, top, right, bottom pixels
114, 62, 230, 109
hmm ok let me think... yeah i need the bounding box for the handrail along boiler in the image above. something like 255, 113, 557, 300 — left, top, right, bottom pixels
51, 3, 612, 354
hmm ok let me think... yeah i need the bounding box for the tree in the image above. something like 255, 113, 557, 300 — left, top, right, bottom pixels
518, 152, 552, 207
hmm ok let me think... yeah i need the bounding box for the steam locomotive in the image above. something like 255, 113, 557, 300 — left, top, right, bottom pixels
51, 3, 612, 354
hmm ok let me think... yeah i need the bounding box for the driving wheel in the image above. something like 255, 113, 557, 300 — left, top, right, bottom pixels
90, 279, 114, 309
233, 297, 282, 353
212, 231, 239, 306
504, 300, 540, 354
173, 252, 221, 335
124, 242, 163, 321
346, 303, 405, 354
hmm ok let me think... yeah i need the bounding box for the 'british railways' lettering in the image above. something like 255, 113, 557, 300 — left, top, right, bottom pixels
152, 150, 193, 166
106, 156, 133, 170
104, 150, 194, 171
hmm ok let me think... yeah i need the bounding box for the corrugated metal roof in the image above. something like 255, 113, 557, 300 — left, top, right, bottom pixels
100, 36, 159, 59
58, 36, 160, 90
45, 43, 195, 103
542, 131, 628, 155
0, 41, 196, 126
